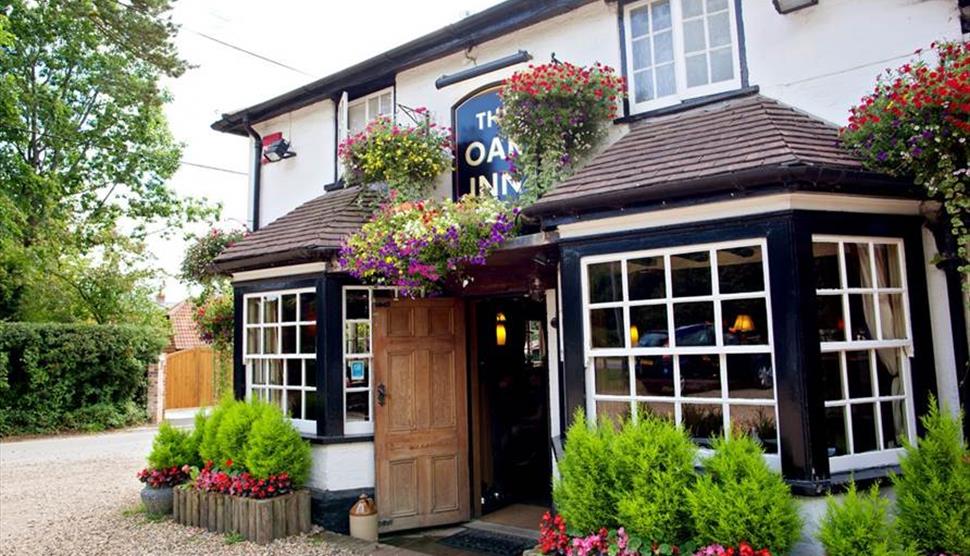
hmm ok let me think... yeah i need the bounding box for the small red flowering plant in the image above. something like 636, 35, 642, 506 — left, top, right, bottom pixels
191, 459, 294, 500
338, 108, 453, 201
137, 465, 189, 489
497, 61, 625, 204
692, 543, 771, 556
841, 41, 970, 274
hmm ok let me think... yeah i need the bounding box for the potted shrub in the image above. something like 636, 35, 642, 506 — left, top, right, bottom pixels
137, 422, 197, 515
337, 108, 453, 201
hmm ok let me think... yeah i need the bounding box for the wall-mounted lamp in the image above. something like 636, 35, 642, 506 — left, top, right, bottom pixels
772, 0, 817, 14
263, 138, 297, 162
495, 311, 507, 346
630, 324, 640, 346
730, 314, 756, 334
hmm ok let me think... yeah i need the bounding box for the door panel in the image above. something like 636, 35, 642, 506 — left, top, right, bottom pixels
374, 298, 469, 532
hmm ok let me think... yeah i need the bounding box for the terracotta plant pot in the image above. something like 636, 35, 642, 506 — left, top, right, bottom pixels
141, 485, 174, 515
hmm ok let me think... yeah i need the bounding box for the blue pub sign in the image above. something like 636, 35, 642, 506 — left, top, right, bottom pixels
453, 87, 523, 201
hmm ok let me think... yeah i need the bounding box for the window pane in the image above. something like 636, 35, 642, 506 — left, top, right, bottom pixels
820, 352, 843, 401
651, 0, 671, 30
874, 243, 902, 288
346, 290, 369, 320
346, 322, 370, 354
594, 357, 629, 396
300, 292, 317, 322
681, 354, 721, 398
826, 406, 848, 456
588, 261, 623, 303
683, 18, 706, 53
630, 5, 649, 37
879, 294, 907, 339
305, 390, 318, 420
246, 298, 260, 324
813, 242, 841, 289
267, 360, 283, 385
708, 12, 731, 48
286, 390, 301, 419
656, 63, 676, 97
683, 404, 723, 448
379, 92, 392, 114
654, 30, 674, 63
683, 0, 703, 18
346, 359, 369, 388
286, 359, 302, 387
844, 243, 872, 288
281, 326, 297, 354
596, 400, 631, 424
673, 302, 715, 346
630, 305, 668, 347
634, 69, 654, 103
671, 251, 710, 297
726, 354, 773, 399
348, 103, 366, 134
368, 97, 379, 118
628, 256, 665, 300
710, 47, 734, 82
717, 246, 764, 293
875, 349, 902, 396
722, 298, 768, 345
346, 391, 370, 422
881, 400, 906, 449
268, 388, 282, 408
686, 54, 708, 87
731, 405, 778, 454
846, 350, 873, 398
305, 359, 317, 388
635, 356, 673, 396
851, 403, 878, 453
707, 0, 728, 10
251, 361, 265, 385
848, 293, 876, 340
638, 401, 674, 421
262, 327, 279, 354
632, 38, 651, 71
591, 307, 624, 348
281, 294, 297, 322
299, 325, 316, 354
263, 296, 279, 323
246, 328, 259, 355
817, 294, 845, 342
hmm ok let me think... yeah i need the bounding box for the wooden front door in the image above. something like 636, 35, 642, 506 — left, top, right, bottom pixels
373, 298, 469, 533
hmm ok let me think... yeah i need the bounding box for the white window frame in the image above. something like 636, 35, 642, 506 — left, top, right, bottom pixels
623, 0, 742, 114
814, 235, 917, 473
242, 288, 317, 435
340, 86, 395, 141
580, 238, 780, 469
342, 285, 399, 435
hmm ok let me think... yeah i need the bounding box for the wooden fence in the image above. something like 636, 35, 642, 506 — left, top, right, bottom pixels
164, 346, 217, 409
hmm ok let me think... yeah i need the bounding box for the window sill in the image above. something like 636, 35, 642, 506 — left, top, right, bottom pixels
300, 433, 374, 445
785, 464, 900, 496
615, 86, 760, 125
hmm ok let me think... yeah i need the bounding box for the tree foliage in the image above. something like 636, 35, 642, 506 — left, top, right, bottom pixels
0, 0, 217, 323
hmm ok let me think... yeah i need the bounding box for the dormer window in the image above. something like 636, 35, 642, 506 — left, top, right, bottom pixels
347, 88, 394, 136
623, 0, 741, 114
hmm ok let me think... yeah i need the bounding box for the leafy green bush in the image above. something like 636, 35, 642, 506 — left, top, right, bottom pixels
0, 323, 165, 436
244, 403, 312, 486
148, 422, 202, 470
894, 400, 970, 554
687, 431, 801, 554
199, 397, 232, 464
615, 414, 697, 545
213, 399, 262, 466
553, 410, 619, 534
818, 482, 917, 556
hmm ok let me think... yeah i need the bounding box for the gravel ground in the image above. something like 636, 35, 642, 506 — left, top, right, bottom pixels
0, 428, 371, 556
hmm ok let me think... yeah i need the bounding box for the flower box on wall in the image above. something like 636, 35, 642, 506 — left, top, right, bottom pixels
173, 487, 311, 545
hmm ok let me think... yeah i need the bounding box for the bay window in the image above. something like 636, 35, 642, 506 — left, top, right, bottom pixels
582, 239, 779, 459
243, 289, 318, 434
623, 0, 741, 113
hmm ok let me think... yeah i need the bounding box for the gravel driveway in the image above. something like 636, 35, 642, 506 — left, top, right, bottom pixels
0, 427, 383, 556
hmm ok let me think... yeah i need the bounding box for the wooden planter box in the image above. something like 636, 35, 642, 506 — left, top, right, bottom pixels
173, 487, 311, 545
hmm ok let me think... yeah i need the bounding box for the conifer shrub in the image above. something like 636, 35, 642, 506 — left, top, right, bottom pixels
687, 431, 801, 554
552, 410, 619, 534
212, 399, 262, 466
147, 421, 200, 470
198, 397, 232, 464
893, 400, 970, 555
817, 482, 917, 556
244, 403, 312, 486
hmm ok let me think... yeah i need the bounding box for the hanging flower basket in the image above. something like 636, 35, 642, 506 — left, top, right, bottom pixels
497, 61, 626, 205
338, 108, 454, 201
338, 194, 518, 296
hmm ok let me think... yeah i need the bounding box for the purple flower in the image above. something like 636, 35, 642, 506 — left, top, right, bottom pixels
876, 151, 889, 162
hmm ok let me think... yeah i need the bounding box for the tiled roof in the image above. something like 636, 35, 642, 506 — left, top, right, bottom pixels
529, 93, 867, 214
213, 186, 376, 272
167, 300, 206, 352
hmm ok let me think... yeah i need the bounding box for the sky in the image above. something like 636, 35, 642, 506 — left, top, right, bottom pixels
157, 0, 504, 302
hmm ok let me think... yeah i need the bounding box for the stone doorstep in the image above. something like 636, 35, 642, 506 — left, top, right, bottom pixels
310, 531, 426, 555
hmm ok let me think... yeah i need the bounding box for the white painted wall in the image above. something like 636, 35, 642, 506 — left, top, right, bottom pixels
307, 441, 375, 492
253, 99, 337, 227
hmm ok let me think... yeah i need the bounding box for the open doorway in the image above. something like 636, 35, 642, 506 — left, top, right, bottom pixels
472, 296, 552, 527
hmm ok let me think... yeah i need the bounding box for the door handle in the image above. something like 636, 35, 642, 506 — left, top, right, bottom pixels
377, 383, 386, 406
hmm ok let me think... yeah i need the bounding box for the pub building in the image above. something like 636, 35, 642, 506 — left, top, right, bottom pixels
209, 0, 968, 540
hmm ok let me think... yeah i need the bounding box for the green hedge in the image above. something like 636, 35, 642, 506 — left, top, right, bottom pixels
0, 323, 166, 436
